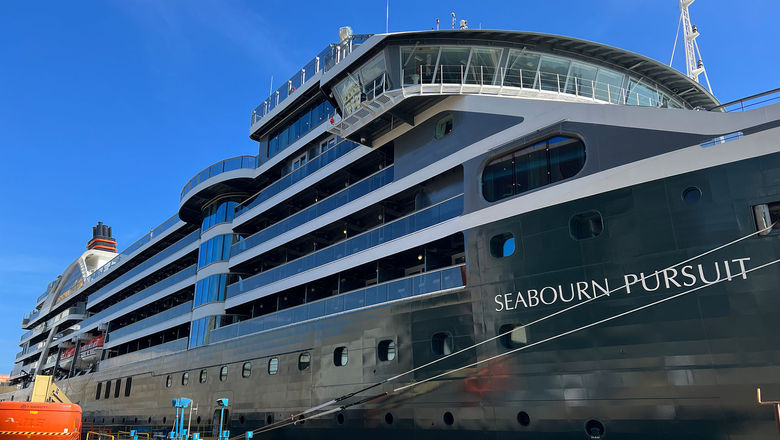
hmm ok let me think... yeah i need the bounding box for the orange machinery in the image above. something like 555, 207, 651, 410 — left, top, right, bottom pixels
0, 375, 81, 439
0, 401, 81, 439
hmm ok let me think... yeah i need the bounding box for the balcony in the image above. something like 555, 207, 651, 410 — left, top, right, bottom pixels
231, 166, 394, 257
87, 230, 199, 308
80, 265, 196, 332
212, 264, 464, 344
180, 156, 258, 201
106, 301, 193, 346
234, 140, 363, 219
250, 33, 373, 127
87, 213, 182, 284
227, 194, 463, 299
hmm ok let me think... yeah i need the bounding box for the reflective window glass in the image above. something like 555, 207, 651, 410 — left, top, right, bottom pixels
595, 68, 625, 103
565, 62, 597, 97
514, 142, 548, 193
200, 369, 207, 383
242, 362, 251, 378
538, 55, 570, 92
401, 46, 439, 84
124, 377, 132, 397
220, 366, 228, 381
431, 332, 453, 356
378, 340, 396, 361
114, 379, 121, 398
334, 347, 348, 366
181, 372, 189, 386
268, 357, 279, 375
298, 352, 311, 371
489, 233, 515, 258
482, 154, 514, 202
499, 324, 528, 349
548, 137, 586, 182
437, 47, 471, 83
570, 211, 604, 240
466, 48, 501, 84
505, 50, 540, 88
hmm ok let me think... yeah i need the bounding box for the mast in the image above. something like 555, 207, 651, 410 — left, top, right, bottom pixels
678, 0, 712, 92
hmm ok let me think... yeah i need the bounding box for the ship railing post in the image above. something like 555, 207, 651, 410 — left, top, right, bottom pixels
556, 73, 561, 95
519, 68, 523, 89
591, 79, 595, 100
574, 76, 579, 96
607, 83, 611, 103
301, 69, 305, 85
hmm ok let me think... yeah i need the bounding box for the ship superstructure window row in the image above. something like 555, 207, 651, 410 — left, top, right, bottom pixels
397, 45, 686, 109
482, 136, 586, 202
189, 315, 238, 348
267, 98, 334, 159
194, 273, 239, 308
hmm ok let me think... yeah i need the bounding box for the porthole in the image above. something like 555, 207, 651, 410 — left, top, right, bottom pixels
443, 411, 454, 426
242, 362, 252, 378
517, 411, 530, 426
336, 413, 345, 424
682, 186, 702, 204
220, 366, 228, 381
268, 357, 279, 375
385, 412, 394, 425
570, 211, 603, 240
585, 419, 605, 439
378, 340, 396, 361
181, 372, 189, 386
489, 233, 515, 258
199, 369, 207, 383
431, 332, 453, 355
434, 114, 454, 139
165, 375, 172, 388
499, 324, 528, 349
334, 347, 348, 366
239, 415, 245, 424
298, 352, 311, 371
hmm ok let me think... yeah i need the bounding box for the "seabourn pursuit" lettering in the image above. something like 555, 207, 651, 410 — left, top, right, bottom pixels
494, 258, 750, 312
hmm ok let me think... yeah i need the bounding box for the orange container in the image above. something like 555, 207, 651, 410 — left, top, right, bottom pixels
0, 401, 81, 440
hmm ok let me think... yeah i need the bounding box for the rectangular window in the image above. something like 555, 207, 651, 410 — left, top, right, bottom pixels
95, 382, 102, 400
104, 381, 111, 399
482, 154, 514, 202
114, 379, 121, 398
754, 202, 780, 235
514, 142, 548, 193
124, 377, 132, 397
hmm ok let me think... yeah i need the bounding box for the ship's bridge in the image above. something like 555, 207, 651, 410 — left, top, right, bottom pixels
314, 29, 720, 143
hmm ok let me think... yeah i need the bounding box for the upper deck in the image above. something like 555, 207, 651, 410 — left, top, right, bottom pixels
247, 29, 719, 143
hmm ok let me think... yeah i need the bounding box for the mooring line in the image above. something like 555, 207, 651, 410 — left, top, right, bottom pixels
393, 256, 780, 392
245, 223, 774, 437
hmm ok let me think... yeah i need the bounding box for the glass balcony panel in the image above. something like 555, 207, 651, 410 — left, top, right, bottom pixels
343, 290, 365, 310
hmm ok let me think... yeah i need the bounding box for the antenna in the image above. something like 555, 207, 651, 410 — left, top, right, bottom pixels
436, 18, 440, 31
386, 0, 389, 33
451, 12, 455, 30
673, 0, 713, 93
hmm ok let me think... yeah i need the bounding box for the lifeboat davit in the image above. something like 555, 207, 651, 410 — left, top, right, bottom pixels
0, 401, 81, 440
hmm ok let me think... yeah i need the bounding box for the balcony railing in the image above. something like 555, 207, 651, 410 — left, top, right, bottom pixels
234, 139, 362, 218
384, 65, 690, 111
212, 264, 464, 343
107, 301, 193, 343
87, 214, 181, 284
180, 155, 258, 201
250, 34, 373, 126
227, 194, 464, 299
231, 166, 394, 257
707, 87, 780, 112
88, 230, 199, 306
80, 265, 196, 331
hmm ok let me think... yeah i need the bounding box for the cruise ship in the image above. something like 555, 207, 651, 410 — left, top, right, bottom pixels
4, 23, 780, 440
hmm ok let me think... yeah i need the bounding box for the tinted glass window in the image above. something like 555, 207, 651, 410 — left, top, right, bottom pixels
114, 379, 121, 398
181, 372, 189, 386
499, 324, 528, 349
432, 332, 453, 356
104, 381, 111, 399
166, 375, 172, 388
435, 115, 453, 139
489, 233, 515, 258
268, 358, 279, 375
200, 369, 207, 383
334, 347, 348, 366
298, 353, 311, 371
483, 136, 585, 202
570, 211, 603, 240
220, 366, 228, 381
242, 362, 251, 378
95, 382, 102, 400
124, 377, 132, 397
378, 340, 396, 361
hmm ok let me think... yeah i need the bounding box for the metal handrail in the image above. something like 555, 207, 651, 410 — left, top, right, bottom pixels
708, 87, 780, 111
86, 432, 115, 440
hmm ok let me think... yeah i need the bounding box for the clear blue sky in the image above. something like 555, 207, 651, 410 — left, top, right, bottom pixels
0, 0, 777, 374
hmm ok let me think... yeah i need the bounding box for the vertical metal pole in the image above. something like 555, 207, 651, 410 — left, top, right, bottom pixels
315, 56, 320, 73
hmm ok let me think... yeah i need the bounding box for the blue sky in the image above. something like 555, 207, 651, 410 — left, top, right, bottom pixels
0, 0, 777, 374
